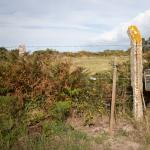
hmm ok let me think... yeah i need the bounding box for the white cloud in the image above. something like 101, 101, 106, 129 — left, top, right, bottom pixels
93, 10, 150, 45
1, 0, 150, 51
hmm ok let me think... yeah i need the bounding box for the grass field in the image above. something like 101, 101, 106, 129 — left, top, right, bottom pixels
72, 56, 129, 74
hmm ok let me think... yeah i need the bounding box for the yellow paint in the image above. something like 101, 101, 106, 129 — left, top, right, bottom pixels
127, 25, 142, 44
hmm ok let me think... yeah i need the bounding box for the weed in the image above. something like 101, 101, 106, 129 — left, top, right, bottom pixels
94, 133, 108, 144
50, 101, 72, 121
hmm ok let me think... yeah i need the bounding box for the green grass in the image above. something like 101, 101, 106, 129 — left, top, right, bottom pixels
72, 56, 129, 74
5, 121, 92, 150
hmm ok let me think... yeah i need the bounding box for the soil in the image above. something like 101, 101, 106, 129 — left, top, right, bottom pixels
67, 115, 149, 150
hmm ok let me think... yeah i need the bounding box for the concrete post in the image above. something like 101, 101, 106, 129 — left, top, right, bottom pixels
127, 25, 143, 120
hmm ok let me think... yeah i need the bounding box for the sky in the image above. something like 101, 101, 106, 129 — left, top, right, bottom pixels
0, 0, 150, 51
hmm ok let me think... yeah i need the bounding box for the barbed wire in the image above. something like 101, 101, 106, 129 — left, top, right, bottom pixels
88, 78, 130, 80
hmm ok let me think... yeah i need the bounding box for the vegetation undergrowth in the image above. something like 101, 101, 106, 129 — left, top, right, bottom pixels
0, 47, 150, 149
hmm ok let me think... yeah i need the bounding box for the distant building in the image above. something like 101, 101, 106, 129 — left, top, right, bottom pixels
142, 38, 150, 52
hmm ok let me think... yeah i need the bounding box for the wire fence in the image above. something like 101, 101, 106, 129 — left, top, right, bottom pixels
0, 43, 134, 114
1, 42, 132, 93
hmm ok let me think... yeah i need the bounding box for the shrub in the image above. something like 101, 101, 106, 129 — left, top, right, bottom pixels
0, 96, 19, 114
50, 101, 72, 121
0, 48, 137, 149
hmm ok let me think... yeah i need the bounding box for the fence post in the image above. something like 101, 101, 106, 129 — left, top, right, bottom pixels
127, 25, 143, 120
109, 57, 117, 135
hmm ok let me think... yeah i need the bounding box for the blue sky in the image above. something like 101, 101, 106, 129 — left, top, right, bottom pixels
0, 0, 150, 51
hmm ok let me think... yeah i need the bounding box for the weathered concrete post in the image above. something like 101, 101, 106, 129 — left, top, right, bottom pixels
127, 25, 143, 120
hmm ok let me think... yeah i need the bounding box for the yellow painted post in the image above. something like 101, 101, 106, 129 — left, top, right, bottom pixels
127, 25, 143, 120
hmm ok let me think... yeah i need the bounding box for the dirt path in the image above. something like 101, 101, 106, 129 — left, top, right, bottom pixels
67, 116, 149, 150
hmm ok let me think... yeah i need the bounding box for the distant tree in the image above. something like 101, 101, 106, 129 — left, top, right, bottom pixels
0, 47, 8, 60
